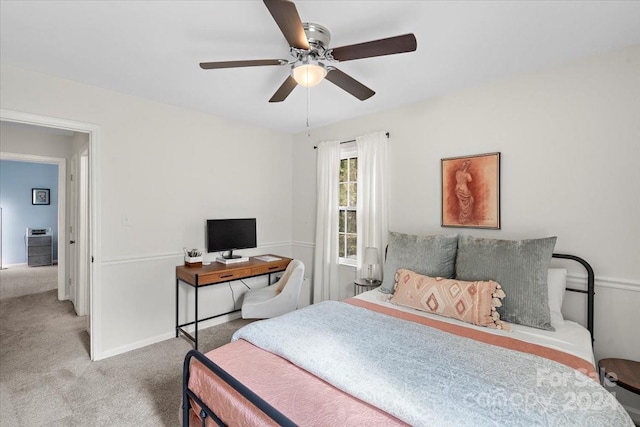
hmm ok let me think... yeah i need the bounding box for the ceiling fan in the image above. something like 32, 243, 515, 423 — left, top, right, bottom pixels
199, 0, 417, 103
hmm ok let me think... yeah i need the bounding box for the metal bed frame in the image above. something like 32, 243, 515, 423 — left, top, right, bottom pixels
182, 253, 595, 427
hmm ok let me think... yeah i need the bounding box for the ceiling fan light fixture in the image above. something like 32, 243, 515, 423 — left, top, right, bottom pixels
291, 59, 327, 88
200, 1, 417, 103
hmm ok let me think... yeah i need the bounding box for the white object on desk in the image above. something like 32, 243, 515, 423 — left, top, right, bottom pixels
255, 255, 281, 262
216, 256, 249, 264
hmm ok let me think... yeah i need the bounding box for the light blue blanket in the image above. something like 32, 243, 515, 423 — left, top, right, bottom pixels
232, 301, 632, 426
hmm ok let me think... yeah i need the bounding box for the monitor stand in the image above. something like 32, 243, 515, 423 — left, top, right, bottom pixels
222, 250, 241, 259
216, 250, 249, 264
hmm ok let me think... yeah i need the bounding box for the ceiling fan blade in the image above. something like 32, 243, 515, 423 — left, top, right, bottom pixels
325, 68, 375, 101
200, 59, 287, 70
263, 0, 309, 50
269, 75, 298, 102
330, 33, 417, 62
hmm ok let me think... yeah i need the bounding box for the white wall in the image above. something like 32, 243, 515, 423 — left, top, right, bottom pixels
0, 122, 74, 158
1, 63, 293, 358
292, 45, 640, 361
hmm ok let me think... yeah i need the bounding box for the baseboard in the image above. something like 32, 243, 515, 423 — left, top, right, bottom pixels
98, 332, 175, 360
0, 262, 59, 268
1, 263, 27, 268
97, 311, 242, 360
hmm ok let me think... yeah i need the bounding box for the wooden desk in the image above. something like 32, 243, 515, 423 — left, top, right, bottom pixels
176, 255, 291, 349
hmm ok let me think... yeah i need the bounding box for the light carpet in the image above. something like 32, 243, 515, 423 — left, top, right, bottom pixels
0, 289, 253, 426
0, 264, 58, 300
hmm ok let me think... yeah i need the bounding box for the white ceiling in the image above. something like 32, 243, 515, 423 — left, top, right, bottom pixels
1, 1, 639, 134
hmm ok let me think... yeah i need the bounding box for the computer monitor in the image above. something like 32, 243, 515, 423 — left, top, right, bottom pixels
206, 218, 256, 259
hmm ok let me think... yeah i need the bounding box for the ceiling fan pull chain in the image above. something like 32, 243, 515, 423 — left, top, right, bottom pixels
306, 78, 311, 137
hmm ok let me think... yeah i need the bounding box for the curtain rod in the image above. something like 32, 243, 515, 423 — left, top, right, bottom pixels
313, 132, 389, 149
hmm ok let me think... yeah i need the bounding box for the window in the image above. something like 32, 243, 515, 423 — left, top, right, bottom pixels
339, 149, 357, 265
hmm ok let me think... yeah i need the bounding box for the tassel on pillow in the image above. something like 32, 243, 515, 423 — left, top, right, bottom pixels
391, 269, 510, 330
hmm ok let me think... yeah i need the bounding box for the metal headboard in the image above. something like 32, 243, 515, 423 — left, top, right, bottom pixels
552, 253, 595, 343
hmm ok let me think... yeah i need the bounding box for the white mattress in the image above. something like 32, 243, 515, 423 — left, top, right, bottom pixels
354, 288, 595, 367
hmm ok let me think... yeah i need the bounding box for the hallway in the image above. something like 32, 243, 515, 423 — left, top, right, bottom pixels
0, 264, 58, 300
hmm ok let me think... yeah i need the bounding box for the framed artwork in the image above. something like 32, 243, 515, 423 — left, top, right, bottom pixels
441, 152, 500, 229
32, 188, 50, 205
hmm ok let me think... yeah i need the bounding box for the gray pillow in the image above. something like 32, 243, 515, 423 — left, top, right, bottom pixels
381, 232, 458, 293
455, 235, 557, 331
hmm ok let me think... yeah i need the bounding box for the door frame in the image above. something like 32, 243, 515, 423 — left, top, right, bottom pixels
0, 109, 102, 361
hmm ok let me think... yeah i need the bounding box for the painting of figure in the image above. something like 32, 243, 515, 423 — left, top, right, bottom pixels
441, 152, 500, 229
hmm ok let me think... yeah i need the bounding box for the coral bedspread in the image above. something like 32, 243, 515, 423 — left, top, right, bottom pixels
187, 298, 632, 426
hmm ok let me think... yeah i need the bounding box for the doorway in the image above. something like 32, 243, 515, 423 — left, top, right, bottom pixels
0, 108, 101, 360
0, 151, 66, 298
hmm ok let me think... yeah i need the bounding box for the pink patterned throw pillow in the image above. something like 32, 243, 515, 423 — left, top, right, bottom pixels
391, 269, 509, 330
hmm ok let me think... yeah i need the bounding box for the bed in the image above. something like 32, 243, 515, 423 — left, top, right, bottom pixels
181, 234, 634, 426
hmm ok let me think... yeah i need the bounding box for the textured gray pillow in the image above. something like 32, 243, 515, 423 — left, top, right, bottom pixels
381, 232, 458, 293
455, 235, 557, 331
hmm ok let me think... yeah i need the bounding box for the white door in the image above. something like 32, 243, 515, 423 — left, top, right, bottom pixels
69, 150, 90, 317
69, 154, 78, 310
77, 149, 89, 318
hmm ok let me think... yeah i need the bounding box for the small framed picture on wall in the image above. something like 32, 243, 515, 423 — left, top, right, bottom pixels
32, 188, 50, 205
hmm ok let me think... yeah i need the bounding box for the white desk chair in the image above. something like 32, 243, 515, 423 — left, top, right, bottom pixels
241, 259, 305, 319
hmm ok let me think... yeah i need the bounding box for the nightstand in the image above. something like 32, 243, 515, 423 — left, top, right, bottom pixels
598, 358, 640, 395
353, 278, 381, 296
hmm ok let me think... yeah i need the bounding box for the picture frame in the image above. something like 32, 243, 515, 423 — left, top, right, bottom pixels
32, 188, 50, 205
441, 152, 500, 229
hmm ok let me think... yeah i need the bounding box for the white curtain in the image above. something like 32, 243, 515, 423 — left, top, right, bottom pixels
313, 140, 341, 302
356, 131, 389, 280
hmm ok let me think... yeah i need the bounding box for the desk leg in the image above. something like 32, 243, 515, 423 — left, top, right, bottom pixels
175, 278, 179, 338
195, 278, 199, 350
